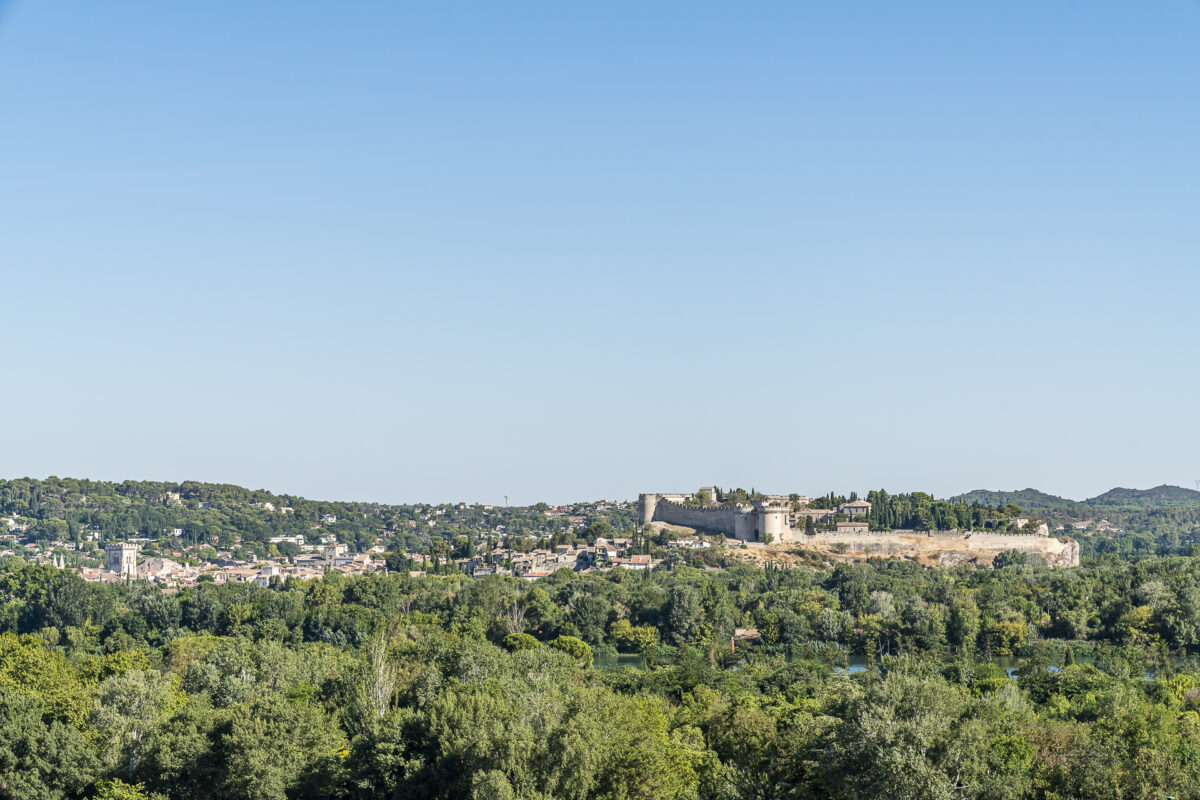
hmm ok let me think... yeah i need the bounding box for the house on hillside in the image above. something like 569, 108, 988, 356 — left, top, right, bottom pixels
837, 500, 872, 517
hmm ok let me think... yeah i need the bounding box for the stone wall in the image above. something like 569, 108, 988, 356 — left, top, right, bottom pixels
638, 494, 690, 527
793, 530, 1079, 567
647, 498, 757, 540
963, 532, 1080, 567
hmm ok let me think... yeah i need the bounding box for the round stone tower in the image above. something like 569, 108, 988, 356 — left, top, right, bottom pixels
638, 494, 661, 528
756, 505, 788, 542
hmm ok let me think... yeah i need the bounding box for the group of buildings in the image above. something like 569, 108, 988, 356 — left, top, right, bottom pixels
71, 540, 383, 590
460, 536, 681, 579
2, 491, 741, 589
19, 532, 701, 590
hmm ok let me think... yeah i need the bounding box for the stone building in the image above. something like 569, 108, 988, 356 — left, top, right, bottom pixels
837, 500, 872, 517
106, 543, 139, 579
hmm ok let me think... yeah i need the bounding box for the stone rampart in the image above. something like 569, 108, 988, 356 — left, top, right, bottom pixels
794, 530, 1079, 567
638, 493, 690, 527
917, 529, 969, 540
650, 498, 757, 540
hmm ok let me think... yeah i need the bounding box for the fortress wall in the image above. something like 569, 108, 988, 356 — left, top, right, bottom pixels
638, 494, 690, 527
872, 529, 1049, 541
791, 530, 1079, 567
921, 529, 970, 540
776, 526, 809, 544
803, 533, 912, 556
650, 499, 757, 540
969, 533, 1080, 567
966, 532, 1054, 545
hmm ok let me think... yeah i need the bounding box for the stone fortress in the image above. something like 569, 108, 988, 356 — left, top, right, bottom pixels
639, 487, 1080, 568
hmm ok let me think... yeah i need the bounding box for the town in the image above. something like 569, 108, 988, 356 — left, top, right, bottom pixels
58, 529, 691, 589
0, 487, 723, 588
0, 479, 1092, 588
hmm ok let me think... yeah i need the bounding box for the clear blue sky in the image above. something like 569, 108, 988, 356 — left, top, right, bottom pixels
2, 2, 1198, 505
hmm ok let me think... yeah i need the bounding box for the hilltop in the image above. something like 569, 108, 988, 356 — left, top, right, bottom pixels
952, 484, 1200, 509
951, 484, 1200, 534
1088, 484, 1200, 506
950, 488, 1076, 513
0, 476, 636, 558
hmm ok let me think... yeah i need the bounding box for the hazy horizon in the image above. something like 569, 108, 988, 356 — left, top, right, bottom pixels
3, 471, 1196, 509
4, 2, 1198, 505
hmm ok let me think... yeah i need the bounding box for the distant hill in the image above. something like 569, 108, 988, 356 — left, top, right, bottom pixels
950, 484, 1200, 532
0, 476, 636, 552
1087, 484, 1200, 506
949, 488, 1076, 513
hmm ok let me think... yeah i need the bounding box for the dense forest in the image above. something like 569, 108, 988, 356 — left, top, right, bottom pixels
8, 550, 1200, 798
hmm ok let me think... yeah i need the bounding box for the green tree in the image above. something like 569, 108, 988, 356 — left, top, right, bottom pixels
982, 619, 1027, 656
136, 697, 221, 798
663, 585, 705, 646
214, 695, 348, 800
550, 636, 593, 668
566, 592, 610, 645
593, 695, 701, 800
93, 779, 157, 800
93, 669, 181, 780
0, 694, 98, 800
352, 626, 401, 734
948, 594, 981, 653
502, 632, 541, 651
823, 671, 1033, 799
0, 632, 93, 727
609, 619, 659, 653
